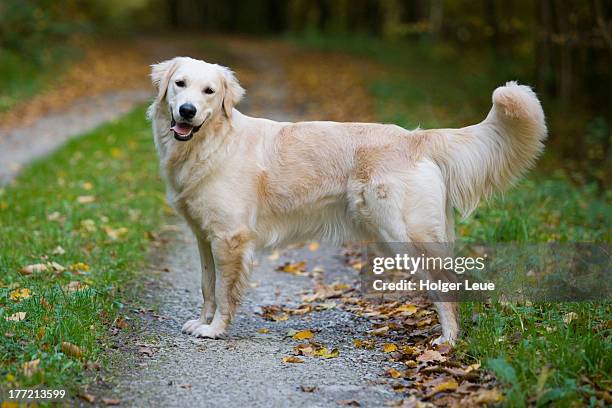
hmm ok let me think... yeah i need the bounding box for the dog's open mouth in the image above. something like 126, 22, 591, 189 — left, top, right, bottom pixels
171, 117, 203, 142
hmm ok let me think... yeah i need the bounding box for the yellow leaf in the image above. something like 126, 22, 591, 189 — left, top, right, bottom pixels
282, 356, 304, 363
387, 368, 402, 378
9, 288, 31, 301
427, 380, 458, 397
293, 330, 314, 340
5, 312, 26, 322
383, 343, 398, 353
61, 342, 83, 359
276, 261, 307, 275
70, 262, 90, 272
104, 226, 129, 241
308, 242, 320, 251
110, 147, 124, 158
82, 181, 93, 190
473, 388, 504, 404
258, 328, 270, 334
314, 347, 340, 359
395, 304, 417, 315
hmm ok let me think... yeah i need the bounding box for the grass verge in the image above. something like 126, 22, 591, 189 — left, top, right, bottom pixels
0, 106, 164, 396
0, 46, 80, 113
291, 33, 611, 406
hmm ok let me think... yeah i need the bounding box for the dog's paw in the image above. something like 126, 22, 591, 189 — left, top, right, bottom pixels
432, 334, 456, 347
182, 318, 205, 334
192, 324, 226, 339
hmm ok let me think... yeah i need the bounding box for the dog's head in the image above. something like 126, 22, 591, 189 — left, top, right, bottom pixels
150, 57, 245, 141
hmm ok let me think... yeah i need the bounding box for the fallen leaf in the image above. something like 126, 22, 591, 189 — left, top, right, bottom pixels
9, 288, 31, 301
70, 262, 90, 273
473, 388, 503, 404
82, 181, 93, 190
61, 342, 83, 359
563, 312, 578, 324
47, 211, 63, 221
383, 343, 398, 353
36, 327, 46, 340
52, 246, 66, 255
20, 263, 48, 275
293, 330, 314, 340
5, 312, 26, 321
435, 342, 453, 355
65, 281, 88, 292
387, 368, 402, 378
426, 379, 458, 397
394, 304, 417, 315
370, 326, 390, 336
77, 195, 96, 204
417, 349, 445, 363
300, 385, 317, 392
314, 347, 340, 359
283, 356, 304, 363
79, 393, 96, 403
258, 328, 270, 334
276, 261, 307, 275
101, 397, 121, 406
401, 345, 419, 357
22, 359, 40, 377
104, 226, 129, 241
80, 219, 97, 232
308, 242, 320, 251
115, 317, 128, 329
48, 261, 65, 272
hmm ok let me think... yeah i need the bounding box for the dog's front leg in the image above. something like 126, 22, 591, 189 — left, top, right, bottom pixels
182, 237, 216, 334
189, 231, 254, 339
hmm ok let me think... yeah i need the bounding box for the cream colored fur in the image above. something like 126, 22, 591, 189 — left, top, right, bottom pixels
149, 57, 547, 344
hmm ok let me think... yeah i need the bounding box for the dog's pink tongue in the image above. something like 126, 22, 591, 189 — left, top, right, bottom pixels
171, 122, 193, 136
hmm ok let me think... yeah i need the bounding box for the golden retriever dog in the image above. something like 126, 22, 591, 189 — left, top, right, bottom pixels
148, 57, 546, 345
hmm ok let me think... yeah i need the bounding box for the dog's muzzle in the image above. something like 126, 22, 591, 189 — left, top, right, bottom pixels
170, 113, 203, 142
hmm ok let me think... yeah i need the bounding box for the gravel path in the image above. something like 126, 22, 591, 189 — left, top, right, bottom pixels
103, 46, 398, 408
107, 224, 394, 407
0, 89, 150, 185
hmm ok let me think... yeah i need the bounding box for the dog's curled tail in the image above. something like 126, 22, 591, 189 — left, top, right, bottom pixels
433, 82, 547, 218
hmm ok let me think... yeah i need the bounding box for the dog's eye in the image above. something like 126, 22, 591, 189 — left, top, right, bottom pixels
175, 80, 185, 87
204, 87, 215, 95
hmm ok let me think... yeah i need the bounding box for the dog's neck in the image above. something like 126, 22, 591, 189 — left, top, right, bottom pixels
152, 104, 239, 195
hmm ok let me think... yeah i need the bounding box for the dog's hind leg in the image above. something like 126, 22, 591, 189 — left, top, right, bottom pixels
191, 230, 254, 338
182, 237, 217, 334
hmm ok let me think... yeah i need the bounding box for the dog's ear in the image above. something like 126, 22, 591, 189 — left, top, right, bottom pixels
219, 66, 245, 118
151, 58, 179, 104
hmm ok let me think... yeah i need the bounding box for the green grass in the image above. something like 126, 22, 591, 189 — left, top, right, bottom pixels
0, 46, 79, 112
292, 33, 611, 407
0, 106, 164, 395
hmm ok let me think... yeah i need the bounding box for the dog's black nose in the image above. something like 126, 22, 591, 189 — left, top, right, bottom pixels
179, 103, 197, 120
